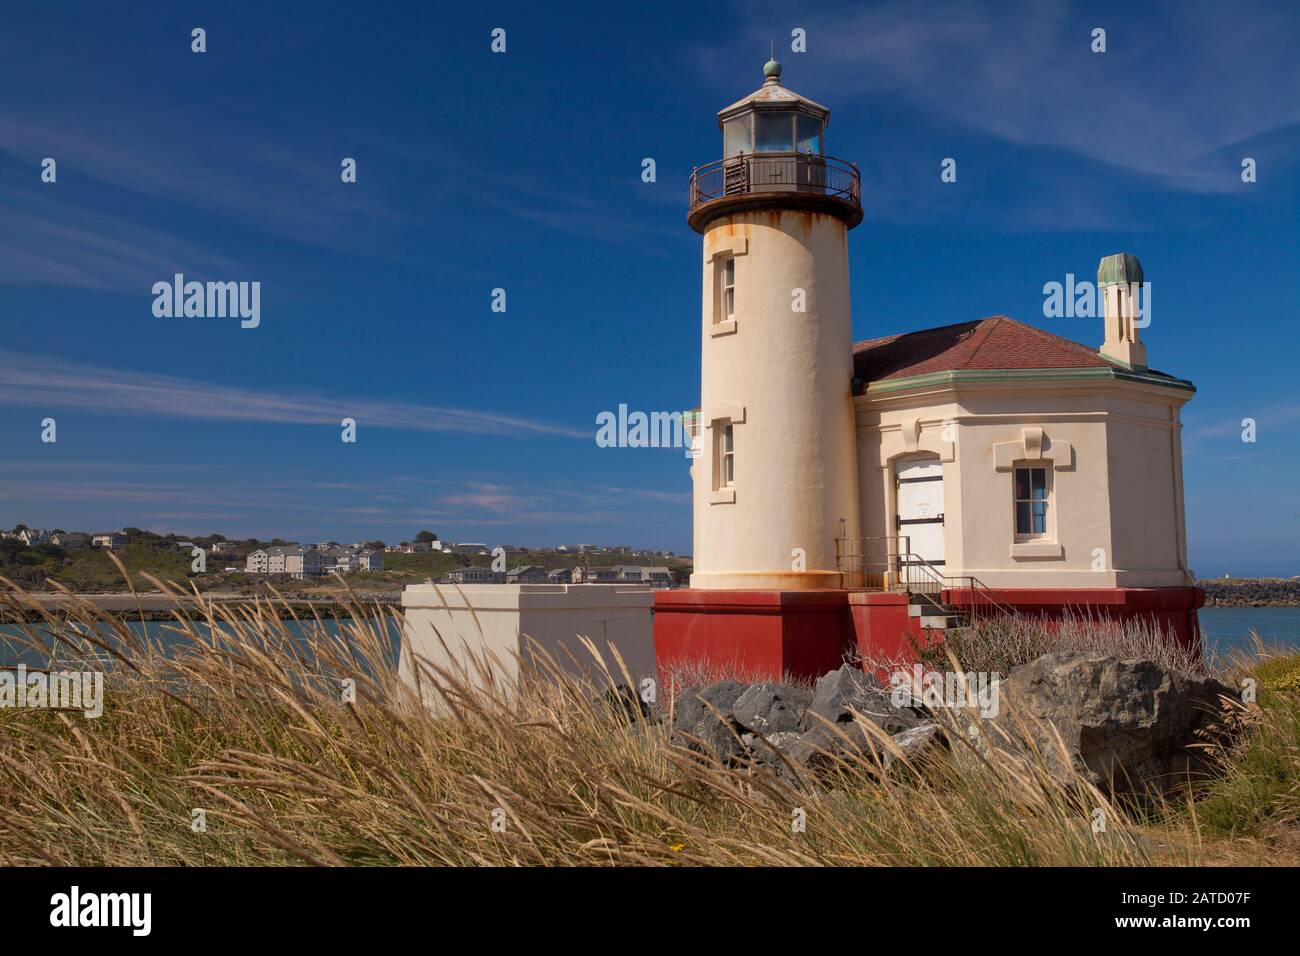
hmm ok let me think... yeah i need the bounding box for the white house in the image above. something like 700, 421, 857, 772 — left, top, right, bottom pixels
446, 567, 504, 584
451, 542, 489, 555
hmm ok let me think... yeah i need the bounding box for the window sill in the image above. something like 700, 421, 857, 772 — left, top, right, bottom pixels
1010, 541, 1063, 559
710, 488, 736, 505
710, 320, 737, 337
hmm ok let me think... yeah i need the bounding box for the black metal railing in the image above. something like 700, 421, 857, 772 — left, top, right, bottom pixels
689, 153, 861, 209
835, 535, 1017, 622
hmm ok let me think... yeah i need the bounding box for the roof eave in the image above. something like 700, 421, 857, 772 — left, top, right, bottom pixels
716, 87, 831, 127
855, 365, 1197, 398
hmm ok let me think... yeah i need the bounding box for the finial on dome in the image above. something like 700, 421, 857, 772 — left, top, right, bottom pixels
763, 57, 782, 82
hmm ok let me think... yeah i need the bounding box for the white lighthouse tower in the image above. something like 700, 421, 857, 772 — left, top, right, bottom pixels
687, 59, 863, 589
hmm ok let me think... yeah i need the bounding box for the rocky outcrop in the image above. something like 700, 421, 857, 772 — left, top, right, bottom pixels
807, 665, 927, 733
671, 666, 938, 775
733, 682, 812, 735
668, 655, 1243, 795
982, 651, 1240, 794
670, 681, 751, 761
1201, 578, 1300, 607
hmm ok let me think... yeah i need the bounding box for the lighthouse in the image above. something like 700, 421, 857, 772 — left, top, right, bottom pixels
657, 61, 1203, 680
687, 59, 863, 590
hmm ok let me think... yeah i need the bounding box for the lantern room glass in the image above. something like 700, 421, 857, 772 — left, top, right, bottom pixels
723, 115, 751, 157
796, 113, 823, 154
728, 111, 825, 155
754, 111, 794, 152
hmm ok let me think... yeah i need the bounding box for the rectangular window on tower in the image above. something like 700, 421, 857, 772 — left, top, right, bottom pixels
1013, 465, 1050, 537
712, 255, 738, 334
723, 256, 735, 320
716, 423, 735, 489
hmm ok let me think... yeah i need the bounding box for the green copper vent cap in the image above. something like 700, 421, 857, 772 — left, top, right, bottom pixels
1098, 252, 1144, 287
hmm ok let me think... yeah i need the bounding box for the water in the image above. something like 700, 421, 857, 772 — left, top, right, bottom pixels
1197, 606, 1300, 657
4, 609, 1297, 669
0, 618, 403, 669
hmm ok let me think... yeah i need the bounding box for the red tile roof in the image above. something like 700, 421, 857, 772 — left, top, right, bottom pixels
852, 316, 1112, 385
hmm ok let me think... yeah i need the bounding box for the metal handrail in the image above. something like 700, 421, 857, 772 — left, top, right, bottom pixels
689, 153, 861, 209
834, 534, 911, 578
933, 572, 1018, 621
899, 556, 1016, 622
835, 536, 1017, 621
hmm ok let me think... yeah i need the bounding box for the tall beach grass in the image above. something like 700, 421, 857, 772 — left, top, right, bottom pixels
0, 570, 1295, 866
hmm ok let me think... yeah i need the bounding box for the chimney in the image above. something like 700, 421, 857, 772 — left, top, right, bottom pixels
1097, 252, 1147, 368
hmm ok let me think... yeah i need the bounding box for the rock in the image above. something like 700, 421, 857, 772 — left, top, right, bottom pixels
733, 682, 812, 735
672, 680, 748, 729
671, 681, 750, 760
987, 651, 1240, 795
788, 720, 880, 773
745, 730, 803, 769
790, 718, 946, 776
892, 721, 944, 759
767, 730, 802, 751
805, 664, 926, 734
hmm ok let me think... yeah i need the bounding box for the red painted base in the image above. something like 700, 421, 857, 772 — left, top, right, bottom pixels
652, 589, 855, 683
653, 586, 1205, 682
943, 587, 1205, 653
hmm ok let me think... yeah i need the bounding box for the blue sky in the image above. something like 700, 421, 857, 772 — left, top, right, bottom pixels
1, 0, 1297, 575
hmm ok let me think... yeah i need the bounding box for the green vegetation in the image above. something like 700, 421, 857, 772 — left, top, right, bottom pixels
379, 552, 466, 576
2, 529, 692, 592
59, 540, 196, 590
2, 533, 201, 591
1192, 646, 1300, 840
0, 539, 67, 589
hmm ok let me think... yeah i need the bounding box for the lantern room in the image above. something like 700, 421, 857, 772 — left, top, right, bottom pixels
688, 60, 862, 233
719, 58, 828, 156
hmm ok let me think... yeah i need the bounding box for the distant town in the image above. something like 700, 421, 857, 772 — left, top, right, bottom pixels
0, 525, 689, 591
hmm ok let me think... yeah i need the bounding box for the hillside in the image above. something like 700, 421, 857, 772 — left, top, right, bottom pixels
0, 534, 692, 593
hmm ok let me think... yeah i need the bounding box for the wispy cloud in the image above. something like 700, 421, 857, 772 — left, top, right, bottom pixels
1184, 403, 1300, 444
0, 93, 423, 293
0, 470, 686, 539
0, 190, 249, 292
0, 350, 587, 439
716, 0, 1300, 193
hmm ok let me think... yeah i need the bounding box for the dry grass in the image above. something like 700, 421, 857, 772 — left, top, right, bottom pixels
855, 611, 1204, 677
0, 572, 1294, 867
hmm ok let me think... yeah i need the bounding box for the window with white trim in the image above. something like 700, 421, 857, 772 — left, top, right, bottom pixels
716, 422, 735, 489
1013, 465, 1050, 537
720, 256, 735, 322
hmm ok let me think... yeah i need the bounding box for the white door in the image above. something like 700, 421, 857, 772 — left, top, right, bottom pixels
896, 459, 945, 567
